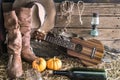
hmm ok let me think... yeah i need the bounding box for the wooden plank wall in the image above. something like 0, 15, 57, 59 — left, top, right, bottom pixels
2, 2, 120, 49
54, 3, 120, 49
54, 0, 120, 3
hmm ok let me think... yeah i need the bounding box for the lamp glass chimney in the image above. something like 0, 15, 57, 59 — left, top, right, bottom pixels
91, 13, 99, 26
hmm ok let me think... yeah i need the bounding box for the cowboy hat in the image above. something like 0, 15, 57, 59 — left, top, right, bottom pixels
13, 0, 56, 33
31, 2, 46, 29
13, 0, 39, 9
13, 0, 46, 30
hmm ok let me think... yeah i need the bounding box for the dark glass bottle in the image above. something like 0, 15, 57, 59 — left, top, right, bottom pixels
53, 67, 107, 80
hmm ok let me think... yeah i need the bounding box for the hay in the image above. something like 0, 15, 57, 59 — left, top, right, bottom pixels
0, 47, 120, 80
101, 58, 120, 80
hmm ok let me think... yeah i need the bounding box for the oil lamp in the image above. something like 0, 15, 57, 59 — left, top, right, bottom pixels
90, 13, 99, 37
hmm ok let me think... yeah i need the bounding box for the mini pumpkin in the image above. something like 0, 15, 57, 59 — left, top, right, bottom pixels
47, 57, 62, 70
32, 58, 46, 72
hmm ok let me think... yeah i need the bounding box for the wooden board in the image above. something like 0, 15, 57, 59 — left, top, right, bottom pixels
54, 3, 120, 49
51, 28, 120, 40
2, 2, 120, 49
55, 3, 120, 16
54, 0, 120, 3
55, 16, 120, 29
102, 40, 120, 49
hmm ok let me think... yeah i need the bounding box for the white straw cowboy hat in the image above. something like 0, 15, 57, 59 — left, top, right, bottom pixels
13, 0, 46, 30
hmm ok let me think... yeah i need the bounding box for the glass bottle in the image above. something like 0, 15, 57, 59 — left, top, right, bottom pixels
53, 67, 107, 80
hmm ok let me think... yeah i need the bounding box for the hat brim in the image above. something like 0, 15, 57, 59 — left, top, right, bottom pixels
31, 2, 46, 29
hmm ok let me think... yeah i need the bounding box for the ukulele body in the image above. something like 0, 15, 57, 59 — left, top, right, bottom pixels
67, 38, 104, 66
33, 31, 104, 66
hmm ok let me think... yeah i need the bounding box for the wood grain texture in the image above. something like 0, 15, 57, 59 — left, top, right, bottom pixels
102, 40, 120, 49
54, 3, 120, 49
55, 3, 120, 16
31, 28, 120, 49
55, 16, 120, 29
68, 38, 104, 66
2, 2, 120, 49
54, 0, 120, 3
66, 29, 120, 40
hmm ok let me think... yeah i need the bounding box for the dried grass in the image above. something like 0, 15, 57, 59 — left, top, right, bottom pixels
0, 51, 120, 80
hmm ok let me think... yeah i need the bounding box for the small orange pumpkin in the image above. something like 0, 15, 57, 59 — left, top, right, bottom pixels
47, 57, 62, 70
32, 58, 46, 72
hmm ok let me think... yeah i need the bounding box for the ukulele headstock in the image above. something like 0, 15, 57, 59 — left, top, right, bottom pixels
33, 30, 46, 41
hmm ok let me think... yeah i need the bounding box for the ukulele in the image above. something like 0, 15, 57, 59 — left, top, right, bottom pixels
33, 31, 104, 66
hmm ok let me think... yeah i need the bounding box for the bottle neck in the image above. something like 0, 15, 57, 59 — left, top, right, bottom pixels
53, 70, 70, 76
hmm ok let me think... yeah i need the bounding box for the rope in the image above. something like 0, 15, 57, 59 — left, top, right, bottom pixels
60, 1, 85, 32
60, 1, 75, 32
77, 1, 85, 25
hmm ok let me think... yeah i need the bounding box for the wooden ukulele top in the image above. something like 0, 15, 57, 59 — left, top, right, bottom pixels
68, 38, 104, 66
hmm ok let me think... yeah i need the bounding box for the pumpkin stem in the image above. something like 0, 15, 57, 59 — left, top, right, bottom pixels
36, 59, 40, 64
53, 56, 56, 70
54, 56, 56, 60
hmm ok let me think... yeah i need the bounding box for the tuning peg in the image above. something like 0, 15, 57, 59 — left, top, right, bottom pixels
35, 39, 38, 42
38, 40, 41, 43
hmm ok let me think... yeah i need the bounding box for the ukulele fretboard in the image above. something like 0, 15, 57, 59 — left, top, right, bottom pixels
45, 35, 75, 50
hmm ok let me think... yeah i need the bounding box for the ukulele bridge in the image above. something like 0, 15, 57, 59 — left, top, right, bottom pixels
91, 48, 96, 59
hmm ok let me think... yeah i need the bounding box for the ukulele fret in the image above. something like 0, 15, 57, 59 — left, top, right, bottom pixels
54, 37, 58, 44
57, 38, 62, 45
45, 35, 75, 50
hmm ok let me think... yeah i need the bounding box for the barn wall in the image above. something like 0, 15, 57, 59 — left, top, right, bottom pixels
2, 2, 120, 49
53, 3, 120, 49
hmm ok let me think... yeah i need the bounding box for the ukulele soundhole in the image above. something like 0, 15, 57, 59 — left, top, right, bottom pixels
75, 44, 82, 53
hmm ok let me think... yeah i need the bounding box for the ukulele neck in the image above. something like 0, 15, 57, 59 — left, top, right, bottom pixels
44, 35, 75, 50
